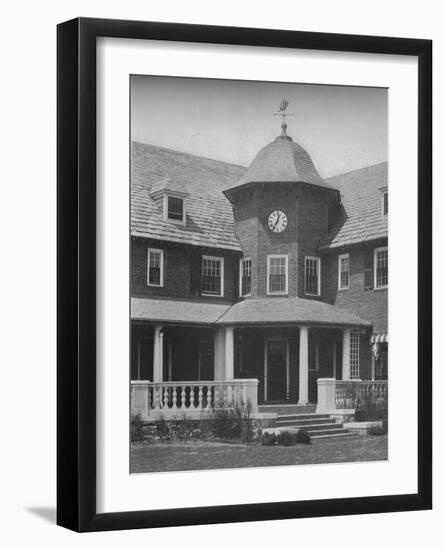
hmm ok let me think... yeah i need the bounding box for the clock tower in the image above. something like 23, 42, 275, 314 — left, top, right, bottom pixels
223, 103, 340, 299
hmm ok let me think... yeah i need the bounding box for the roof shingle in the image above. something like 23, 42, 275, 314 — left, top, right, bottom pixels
321, 162, 388, 249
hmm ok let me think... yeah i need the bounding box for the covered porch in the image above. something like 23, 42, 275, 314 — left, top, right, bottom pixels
130, 297, 376, 420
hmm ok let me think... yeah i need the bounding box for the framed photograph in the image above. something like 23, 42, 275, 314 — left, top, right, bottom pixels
57, 17, 432, 532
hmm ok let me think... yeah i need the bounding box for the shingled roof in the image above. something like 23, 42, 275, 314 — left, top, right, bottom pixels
225, 128, 334, 192
321, 162, 388, 249
131, 141, 246, 251
131, 296, 371, 327
132, 141, 387, 252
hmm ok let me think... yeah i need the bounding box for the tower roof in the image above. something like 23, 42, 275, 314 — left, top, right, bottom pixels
226, 126, 335, 192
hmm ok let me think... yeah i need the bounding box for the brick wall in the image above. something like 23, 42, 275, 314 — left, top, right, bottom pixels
231, 183, 333, 298
131, 237, 240, 302
322, 240, 388, 334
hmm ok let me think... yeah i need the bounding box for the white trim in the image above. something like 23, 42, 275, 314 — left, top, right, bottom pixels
264, 338, 289, 402
338, 253, 350, 290
163, 194, 187, 225
201, 255, 224, 297
304, 256, 321, 296
374, 246, 388, 289
266, 254, 288, 295
239, 257, 252, 297
147, 248, 164, 287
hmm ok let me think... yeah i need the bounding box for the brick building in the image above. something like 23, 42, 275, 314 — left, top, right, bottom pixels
130, 121, 387, 417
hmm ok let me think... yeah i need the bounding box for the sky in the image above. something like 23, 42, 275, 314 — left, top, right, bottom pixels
131, 75, 387, 178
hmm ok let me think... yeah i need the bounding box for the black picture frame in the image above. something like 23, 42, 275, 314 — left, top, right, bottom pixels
57, 17, 432, 532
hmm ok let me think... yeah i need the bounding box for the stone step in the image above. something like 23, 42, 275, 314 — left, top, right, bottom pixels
282, 422, 342, 432
306, 427, 349, 437
258, 404, 317, 415
276, 415, 332, 424
310, 431, 354, 440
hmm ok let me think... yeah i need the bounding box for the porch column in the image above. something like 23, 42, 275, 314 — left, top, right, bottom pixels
153, 325, 164, 382
224, 326, 234, 381
342, 328, 351, 381
298, 326, 309, 405
214, 327, 226, 381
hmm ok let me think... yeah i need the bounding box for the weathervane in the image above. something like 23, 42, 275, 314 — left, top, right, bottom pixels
274, 98, 294, 135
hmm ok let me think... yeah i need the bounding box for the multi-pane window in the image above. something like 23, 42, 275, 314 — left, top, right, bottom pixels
267, 255, 288, 295
338, 253, 349, 290
305, 257, 321, 295
374, 247, 388, 288
147, 248, 164, 286
202, 256, 224, 296
240, 258, 252, 296
383, 192, 388, 216
167, 196, 184, 222
350, 331, 360, 379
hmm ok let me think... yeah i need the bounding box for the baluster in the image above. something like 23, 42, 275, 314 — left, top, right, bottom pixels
163, 387, 168, 409
214, 386, 219, 409
227, 384, 233, 407
189, 386, 195, 409
153, 387, 159, 409
198, 385, 203, 409
223, 385, 228, 408
172, 386, 177, 410
206, 386, 212, 409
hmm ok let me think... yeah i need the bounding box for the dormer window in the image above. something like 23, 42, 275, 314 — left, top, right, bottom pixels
382, 192, 388, 216
379, 186, 388, 216
166, 196, 184, 222
150, 178, 188, 226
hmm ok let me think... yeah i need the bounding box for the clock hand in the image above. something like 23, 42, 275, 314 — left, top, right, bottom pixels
273, 214, 280, 230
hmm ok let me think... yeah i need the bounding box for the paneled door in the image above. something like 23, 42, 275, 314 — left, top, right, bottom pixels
265, 339, 289, 401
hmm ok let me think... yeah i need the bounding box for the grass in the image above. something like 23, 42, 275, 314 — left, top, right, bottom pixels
130, 435, 387, 473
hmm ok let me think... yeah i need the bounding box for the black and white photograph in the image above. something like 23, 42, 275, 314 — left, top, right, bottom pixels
129, 76, 389, 473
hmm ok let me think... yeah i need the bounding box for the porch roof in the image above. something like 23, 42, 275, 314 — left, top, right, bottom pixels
217, 297, 372, 327
131, 297, 232, 325
131, 296, 372, 328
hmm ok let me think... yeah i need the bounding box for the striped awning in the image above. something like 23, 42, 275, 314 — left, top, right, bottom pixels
371, 333, 388, 344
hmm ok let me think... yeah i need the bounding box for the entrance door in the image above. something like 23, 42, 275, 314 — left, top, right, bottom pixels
265, 339, 289, 401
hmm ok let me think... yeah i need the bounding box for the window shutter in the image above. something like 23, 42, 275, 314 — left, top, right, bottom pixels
233, 258, 239, 298
363, 249, 374, 290
190, 251, 202, 295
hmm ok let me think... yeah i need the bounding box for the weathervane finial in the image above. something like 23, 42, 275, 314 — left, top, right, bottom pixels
274, 98, 294, 137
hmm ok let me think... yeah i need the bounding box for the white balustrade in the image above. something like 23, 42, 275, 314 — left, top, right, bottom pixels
316, 378, 388, 413
131, 379, 259, 420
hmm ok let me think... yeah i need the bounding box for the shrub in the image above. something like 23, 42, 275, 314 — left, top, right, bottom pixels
156, 415, 171, 439
261, 432, 278, 446
174, 415, 194, 440
277, 430, 298, 446
367, 423, 387, 436
295, 428, 312, 445
130, 414, 144, 443
211, 407, 241, 439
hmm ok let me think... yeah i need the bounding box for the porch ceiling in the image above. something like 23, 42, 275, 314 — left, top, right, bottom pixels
216, 297, 372, 328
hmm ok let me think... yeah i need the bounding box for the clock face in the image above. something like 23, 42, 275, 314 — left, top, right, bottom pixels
268, 210, 288, 233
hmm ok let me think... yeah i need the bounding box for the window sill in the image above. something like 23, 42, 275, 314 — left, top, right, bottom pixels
337, 287, 349, 292
166, 217, 186, 225
374, 286, 388, 291
201, 293, 224, 298
267, 292, 288, 296
305, 293, 320, 297
147, 283, 164, 288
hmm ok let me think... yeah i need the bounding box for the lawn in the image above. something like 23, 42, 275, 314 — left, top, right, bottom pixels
130, 435, 387, 473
